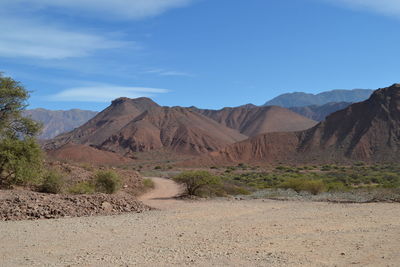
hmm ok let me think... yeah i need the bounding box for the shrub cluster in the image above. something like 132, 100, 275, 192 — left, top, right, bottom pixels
69, 170, 122, 195
40, 171, 65, 194
219, 163, 400, 195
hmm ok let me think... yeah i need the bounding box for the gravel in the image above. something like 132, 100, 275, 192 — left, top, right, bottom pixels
0, 190, 151, 221
1, 199, 399, 266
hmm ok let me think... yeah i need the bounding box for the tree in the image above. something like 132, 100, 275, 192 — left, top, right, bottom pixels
173, 170, 221, 196
0, 73, 43, 187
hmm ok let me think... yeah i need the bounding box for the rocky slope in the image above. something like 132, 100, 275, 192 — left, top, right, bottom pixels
192, 104, 317, 136
24, 108, 98, 139
264, 89, 373, 107
203, 84, 400, 164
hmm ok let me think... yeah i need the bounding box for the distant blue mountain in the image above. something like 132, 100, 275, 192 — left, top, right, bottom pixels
289, 102, 352, 121
264, 89, 374, 108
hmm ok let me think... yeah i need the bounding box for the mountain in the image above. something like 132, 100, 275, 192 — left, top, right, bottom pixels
24, 108, 98, 139
201, 84, 400, 164
289, 102, 352, 121
45, 97, 247, 159
192, 104, 317, 137
264, 89, 374, 108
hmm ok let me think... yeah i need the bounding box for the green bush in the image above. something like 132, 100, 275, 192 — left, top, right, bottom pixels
221, 183, 251, 196
279, 178, 326, 195
326, 182, 347, 192
69, 181, 95, 194
173, 170, 221, 196
40, 171, 64, 194
143, 178, 155, 189
94, 170, 122, 194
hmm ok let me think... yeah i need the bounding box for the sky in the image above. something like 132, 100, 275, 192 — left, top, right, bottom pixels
1, 0, 400, 111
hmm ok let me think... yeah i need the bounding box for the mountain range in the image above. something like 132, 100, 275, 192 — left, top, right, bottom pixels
23, 108, 98, 139
39, 85, 400, 165
288, 102, 352, 121
29, 88, 374, 139
43, 97, 316, 163
203, 84, 400, 164
264, 89, 374, 107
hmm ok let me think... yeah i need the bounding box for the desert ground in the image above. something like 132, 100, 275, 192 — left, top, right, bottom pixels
0, 178, 399, 266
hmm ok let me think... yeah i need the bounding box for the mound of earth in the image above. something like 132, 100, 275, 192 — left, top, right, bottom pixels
0, 190, 150, 221
192, 105, 317, 137
47, 144, 134, 165
196, 84, 400, 165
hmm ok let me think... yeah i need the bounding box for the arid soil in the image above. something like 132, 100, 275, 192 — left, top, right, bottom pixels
138, 177, 184, 209
0, 178, 399, 266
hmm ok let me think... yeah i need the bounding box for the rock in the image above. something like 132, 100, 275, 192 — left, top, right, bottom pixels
101, 202, 113, 212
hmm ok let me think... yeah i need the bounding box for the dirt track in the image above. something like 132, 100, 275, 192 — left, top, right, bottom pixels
0, 178, 399, 266
138, 177, 184, 209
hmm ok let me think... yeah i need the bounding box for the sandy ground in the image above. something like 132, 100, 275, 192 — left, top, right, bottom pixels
138, 177, 184, 209
0, 178, 399, 266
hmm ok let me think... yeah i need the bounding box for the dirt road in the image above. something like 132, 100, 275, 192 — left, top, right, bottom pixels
138, 177, 184, 209
0, 178, 399, 266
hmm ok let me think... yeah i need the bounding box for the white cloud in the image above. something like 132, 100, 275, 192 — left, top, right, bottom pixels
322, 0, 400, 17
2, 0, 193, 20
0, 17, 130, 59
49, 85, 169, 102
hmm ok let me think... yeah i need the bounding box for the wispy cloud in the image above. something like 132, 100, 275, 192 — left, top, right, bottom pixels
143, 68, 194, 77
0, 0, 194, 59
0, 16, 130, 59
321, 0, 400, 17
2, 0, 194, 20
49, 85, 169, 102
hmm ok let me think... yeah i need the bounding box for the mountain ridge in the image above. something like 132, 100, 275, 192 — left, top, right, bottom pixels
264, 89, 374, 107
197, 84, 400, 165
23, 108, 98, 140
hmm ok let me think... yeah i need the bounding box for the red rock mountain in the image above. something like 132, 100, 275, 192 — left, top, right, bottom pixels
192, 104, 317, 137
201, 84, 400, 164
45, 97, 247, 158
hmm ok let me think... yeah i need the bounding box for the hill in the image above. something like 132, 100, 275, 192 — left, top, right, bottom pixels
24, 108, 98, 139
264, 89, 373, 107
201, 84, 400, 164
44, 97, 247, 161
192, 105, 317, 137
289, 102, 351, 121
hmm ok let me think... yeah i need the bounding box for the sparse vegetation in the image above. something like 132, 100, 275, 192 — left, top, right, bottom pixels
40, 171, 65, 194
94, 170, 122, 194
217, 163, 400, 196
69, 181, 95, 195
143, 178, 155, 189
279, 178, 326, 195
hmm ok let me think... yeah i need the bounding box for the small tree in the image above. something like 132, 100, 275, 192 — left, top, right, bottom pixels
0, 73, 43, 188
173, 170, 221, 196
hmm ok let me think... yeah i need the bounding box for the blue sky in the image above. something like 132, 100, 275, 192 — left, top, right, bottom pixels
1, 0, 400, 111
